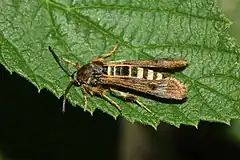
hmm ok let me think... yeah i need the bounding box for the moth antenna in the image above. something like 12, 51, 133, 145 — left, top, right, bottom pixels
48, 46, 72, 77
62, 82, 74, 113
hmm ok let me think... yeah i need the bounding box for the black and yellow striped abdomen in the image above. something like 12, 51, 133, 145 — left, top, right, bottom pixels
103, 65, 165, 80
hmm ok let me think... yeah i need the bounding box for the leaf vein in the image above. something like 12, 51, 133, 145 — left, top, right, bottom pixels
193, 84, 226, 120
71, 5, 226, 23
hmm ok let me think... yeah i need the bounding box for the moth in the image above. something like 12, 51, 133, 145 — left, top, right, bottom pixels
48, 43, 187, 113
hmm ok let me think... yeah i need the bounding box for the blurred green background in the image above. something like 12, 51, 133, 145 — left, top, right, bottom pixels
218, 0, 240, 143
219, 0, 240, 44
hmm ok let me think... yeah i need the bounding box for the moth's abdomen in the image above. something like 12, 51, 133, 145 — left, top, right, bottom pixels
103, 66, 130, 76
103, 65, 165, 80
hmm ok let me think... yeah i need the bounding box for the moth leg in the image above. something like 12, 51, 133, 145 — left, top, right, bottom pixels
101, 94, 122, 112
91, 42, 118, 62
80, 86, 88, 112
83, 85, 122, 112
109, 88, 152, 113
62, 57, 80, 69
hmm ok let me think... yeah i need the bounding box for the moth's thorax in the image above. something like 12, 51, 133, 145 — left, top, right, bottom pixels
76, 61, 104, 85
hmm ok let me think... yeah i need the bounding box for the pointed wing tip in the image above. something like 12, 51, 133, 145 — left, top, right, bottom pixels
164, 77, 187, 100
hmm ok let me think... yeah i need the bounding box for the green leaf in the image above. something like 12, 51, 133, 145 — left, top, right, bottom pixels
0, 0, 239, 128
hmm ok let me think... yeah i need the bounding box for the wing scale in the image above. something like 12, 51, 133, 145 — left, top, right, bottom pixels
99, 77, 186, 100
104, 59, 187, 69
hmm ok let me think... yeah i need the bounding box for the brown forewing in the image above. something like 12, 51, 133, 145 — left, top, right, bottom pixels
104, 59, 187, 69
99, 76, 186, 100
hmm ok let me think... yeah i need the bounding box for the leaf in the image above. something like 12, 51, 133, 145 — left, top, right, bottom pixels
0, 0, 239, 128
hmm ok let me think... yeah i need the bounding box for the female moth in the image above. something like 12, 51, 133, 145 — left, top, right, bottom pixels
48, 43, 187, 113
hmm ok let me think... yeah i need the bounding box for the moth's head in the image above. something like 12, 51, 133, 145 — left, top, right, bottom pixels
74, 61, 103, 85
